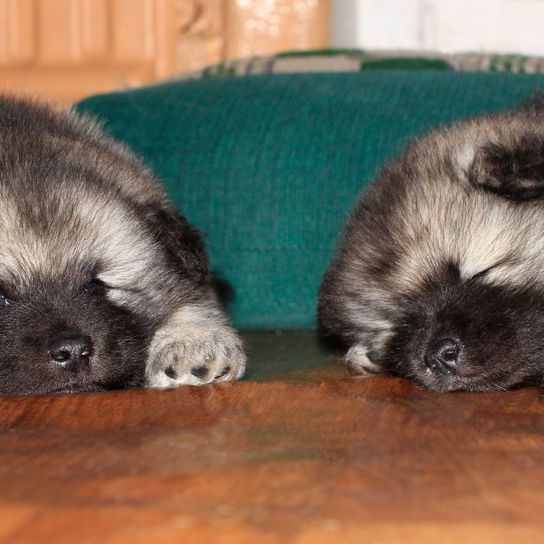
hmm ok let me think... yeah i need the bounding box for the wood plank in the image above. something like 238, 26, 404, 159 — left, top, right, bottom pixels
0, 0, 34, 64
37, 0, 81, 63
78, 0, 109, 58
225, 0, 330, 59
111, 0, 155, 62
170, 0, 225, 75
0, 331, 542, 543
0, 0, 332, 101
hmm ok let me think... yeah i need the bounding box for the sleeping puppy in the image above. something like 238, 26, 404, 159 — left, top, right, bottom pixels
319, 98, 544, 392
0, 95, 245, 396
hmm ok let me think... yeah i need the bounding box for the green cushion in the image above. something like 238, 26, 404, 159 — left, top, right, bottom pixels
76, 71, 544, 329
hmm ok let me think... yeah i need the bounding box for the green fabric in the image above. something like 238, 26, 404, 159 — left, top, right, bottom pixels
76, 71, 544, 329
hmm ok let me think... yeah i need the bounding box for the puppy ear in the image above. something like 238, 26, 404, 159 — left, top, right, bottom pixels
467, 94, 544, 200
144, 204, 209, 285
468, 135, 544, 200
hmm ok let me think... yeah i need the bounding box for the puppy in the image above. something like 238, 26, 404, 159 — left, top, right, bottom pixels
0, 95, 245, 395
319, 99, 544, 392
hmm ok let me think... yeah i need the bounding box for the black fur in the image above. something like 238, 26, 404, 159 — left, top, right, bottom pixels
469, 137, 544, 200
382, 268, 544, 392
142, 205, 208, 285
469, 93, 544, 200
0, 278, 149, 395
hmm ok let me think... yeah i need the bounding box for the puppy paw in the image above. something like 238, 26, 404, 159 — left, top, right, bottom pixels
146, 323, 246, 388
346, 344, 382, 376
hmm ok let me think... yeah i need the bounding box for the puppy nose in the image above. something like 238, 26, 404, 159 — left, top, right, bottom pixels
425, 337, 461, 374
49, 334, 93, 370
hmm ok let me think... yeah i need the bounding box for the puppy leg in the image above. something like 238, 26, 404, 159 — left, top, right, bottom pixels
346, 344, 383, 376
146, 301, 246, 388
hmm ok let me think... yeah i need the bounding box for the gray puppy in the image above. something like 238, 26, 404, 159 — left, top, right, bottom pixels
0, 95, 245, 395
319, 99, 544, 392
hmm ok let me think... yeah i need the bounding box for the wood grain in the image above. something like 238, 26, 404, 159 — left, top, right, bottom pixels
0, 358, 543, 543
0, 0, 330, 102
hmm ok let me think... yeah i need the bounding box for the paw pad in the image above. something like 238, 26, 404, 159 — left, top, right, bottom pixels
215, 366, 231, 379
146, 331, 246, 388
191, 365, 209, 379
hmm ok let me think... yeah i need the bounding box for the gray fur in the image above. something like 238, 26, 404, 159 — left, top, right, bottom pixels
319, 101, 544, 391
0, 95, 245, 395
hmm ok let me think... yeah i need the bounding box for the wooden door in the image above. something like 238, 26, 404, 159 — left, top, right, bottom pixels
0, 0, 329, 103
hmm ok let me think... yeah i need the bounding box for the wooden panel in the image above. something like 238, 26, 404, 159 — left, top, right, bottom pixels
173, 0, 226, 74
78, 0, 109, 58
0, 0, 331, 102
226, 0, 330, 59
0, 0, 34, 64
112, 0, 155, 62
0, 66, 156, 103
37, 0, 81, 62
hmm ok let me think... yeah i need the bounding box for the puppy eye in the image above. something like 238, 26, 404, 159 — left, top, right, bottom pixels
84, 279, 105, 294
471, 266, 494, 280
0, 294, 11, 307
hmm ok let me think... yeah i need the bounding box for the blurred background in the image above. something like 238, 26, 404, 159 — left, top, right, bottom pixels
0, 0, 542, 103
333, 0, 543, 55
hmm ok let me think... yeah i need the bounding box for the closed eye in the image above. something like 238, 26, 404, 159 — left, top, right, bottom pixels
84, 278, 107, 294
470, 256, 515, 281
471, 266, 495, 280
0, 284, 15, 306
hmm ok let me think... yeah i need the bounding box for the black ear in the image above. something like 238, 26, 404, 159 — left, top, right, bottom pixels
468, 92, 544, 201
469, 136, 544, 201
143, 204, 209, 285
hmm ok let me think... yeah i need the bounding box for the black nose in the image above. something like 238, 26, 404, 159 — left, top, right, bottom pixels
49, 334, 93, 370
426, 337, 461, 374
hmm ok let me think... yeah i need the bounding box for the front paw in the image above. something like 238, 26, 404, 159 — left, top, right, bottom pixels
146, 329, 246, 388
346, 344, 383, 376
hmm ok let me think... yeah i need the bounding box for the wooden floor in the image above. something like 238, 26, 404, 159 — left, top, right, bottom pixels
0, 331, 543, 543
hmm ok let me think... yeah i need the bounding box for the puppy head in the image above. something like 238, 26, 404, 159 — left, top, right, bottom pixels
382, 106, 544, 390
328, 101, 544, 392
383, 264, 544, 392
0, 182, 167, 396
0, 278, 148, 395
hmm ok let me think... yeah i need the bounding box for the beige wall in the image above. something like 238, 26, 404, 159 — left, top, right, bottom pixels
0, 0, 329, 103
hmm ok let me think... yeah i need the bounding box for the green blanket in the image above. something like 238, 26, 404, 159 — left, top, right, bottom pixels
77, 71, 544, 329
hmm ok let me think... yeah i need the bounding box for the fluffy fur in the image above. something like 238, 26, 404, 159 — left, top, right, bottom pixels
319, 99, 544, 392
0, 95, 245, 396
